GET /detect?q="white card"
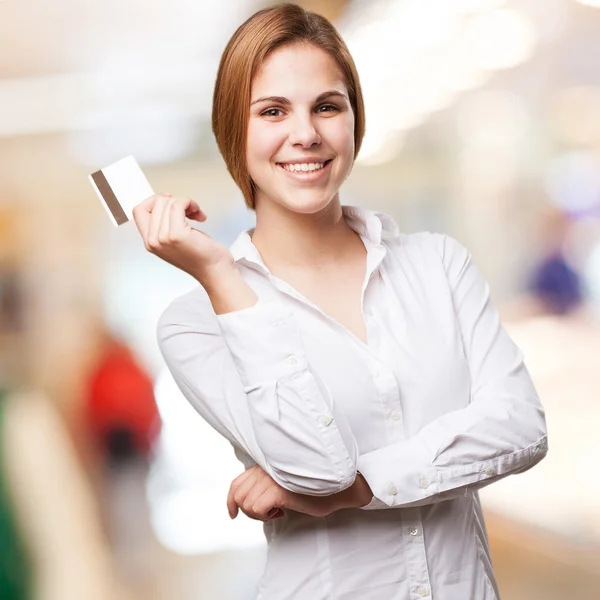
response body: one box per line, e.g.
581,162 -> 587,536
89,155 -> 154,226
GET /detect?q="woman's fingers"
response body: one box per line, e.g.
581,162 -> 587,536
132,193 -> 162,243
184,198 -> 207,222
266,507 -> 285,519
147,195 -> 170,250
240,478 -> 275,521
250,489 -> 285,521
227,465 -> 285,521
132,193 -> 234,281
132,193 -> 184,250
168,197 -> 206,237
134,193 -> 206,252
227,467 -> 256,519
158,197 -> 175,243
231,471 -> 265,519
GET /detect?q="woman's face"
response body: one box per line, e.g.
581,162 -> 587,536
247,42 -> 355,215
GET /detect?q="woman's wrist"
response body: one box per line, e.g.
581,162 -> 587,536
333,472 -> 373,512
198,265 -> 259,315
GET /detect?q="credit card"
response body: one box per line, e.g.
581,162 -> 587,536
89,155 -> 154,226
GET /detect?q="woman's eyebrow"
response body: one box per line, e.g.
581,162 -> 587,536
251,95 -> 290,106
250,90 -> 348,106
314,90 -> 348,103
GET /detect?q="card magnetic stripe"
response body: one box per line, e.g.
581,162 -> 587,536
90,170 -> 129,225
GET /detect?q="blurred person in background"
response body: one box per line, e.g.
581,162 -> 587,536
80,326 -> 162,591
503,205 -> 591,322
83,328 -> 160,467
132,4 -> 547,600
528,207 -> 585,317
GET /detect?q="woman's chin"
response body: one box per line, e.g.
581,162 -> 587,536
280,191 -> 338,215
254,186 -> 339,216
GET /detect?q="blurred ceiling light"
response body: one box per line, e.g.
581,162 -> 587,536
0,66 -> 211,140
545,151 -> 600,216
0,0 -> 253,138
574,0 -> 600,6
549,86 -> 600,145
465,9 -> 536,70
340,1 -> 537,165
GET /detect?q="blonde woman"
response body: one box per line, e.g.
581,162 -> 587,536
133,4 -> 548,599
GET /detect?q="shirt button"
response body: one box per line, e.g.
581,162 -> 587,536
390,410 -> 402,421
285,355 -> 298,365
419,477 -> 430,489
389,484 -> 398,496
410,527 -> 419,536
320,414 -> 333,426
484,467 -> 496,477
364,308 -> 374,317
417,586 -> 430,597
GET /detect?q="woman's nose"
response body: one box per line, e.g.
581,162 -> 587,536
288,113 -> 321,148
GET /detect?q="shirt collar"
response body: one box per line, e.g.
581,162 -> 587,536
229,205 -> 400,273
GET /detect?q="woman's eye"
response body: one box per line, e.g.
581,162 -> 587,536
261,108 -> 283,117
317,104 -> 339,113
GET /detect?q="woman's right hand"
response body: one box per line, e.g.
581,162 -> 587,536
132,193 -> 235,284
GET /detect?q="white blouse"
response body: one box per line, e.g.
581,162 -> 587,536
157,205 -> 548,600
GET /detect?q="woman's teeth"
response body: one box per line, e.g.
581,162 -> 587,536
282,162 -> 324,172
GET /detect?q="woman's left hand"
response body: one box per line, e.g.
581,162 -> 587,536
227,465 -> 340,521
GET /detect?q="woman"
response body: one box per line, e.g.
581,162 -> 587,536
133,4 -> 548,599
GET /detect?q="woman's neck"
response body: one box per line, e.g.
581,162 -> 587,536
251,198 -> 362,272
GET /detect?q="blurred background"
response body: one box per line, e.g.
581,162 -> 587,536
1,0 -> 599,598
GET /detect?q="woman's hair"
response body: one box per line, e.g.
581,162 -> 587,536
212,3 -> 365,209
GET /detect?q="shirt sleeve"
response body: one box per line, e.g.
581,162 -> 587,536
357,234 -> 548,510
157,290 -> 358,496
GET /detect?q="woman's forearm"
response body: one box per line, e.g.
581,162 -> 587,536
328,472 -> 373,512
199,265 -> 258,315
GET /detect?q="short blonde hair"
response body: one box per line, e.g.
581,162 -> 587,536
212,3 -> 365,209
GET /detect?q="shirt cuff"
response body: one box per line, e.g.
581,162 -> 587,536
357,439 -> 439,508
216,298 -> 308,389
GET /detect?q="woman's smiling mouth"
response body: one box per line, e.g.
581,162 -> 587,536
277,159 -> 333,180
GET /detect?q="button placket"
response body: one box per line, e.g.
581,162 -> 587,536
373,363 -> 404,442
401,509 -> 432,600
